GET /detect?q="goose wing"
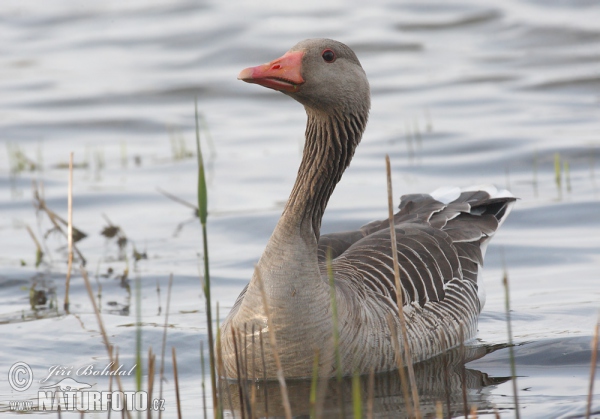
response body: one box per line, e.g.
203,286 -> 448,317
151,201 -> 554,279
318,190 -> 516,308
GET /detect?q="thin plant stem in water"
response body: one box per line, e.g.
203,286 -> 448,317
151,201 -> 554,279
443,353 -> 451,418
172,347 -> 182,419
533,149 -> 538,198
159,274 -> 174,419
502,268 -> 520,419
135,277 -> 142,391
309,349 -> 320,419
351,370 -> 362,419
81,267 -> 131,419
195,99 -> 218,416
554,152 -> 562,199
367,368 -> 374,419
147,347 -> 155,419
326,250 -> 341,378
259,331 -> 268,419
201,340 -> 207,419
564,160 -> 571,193
216,303 -> 230,419
459,326 -> 467,419
252,323 -> 256,381
231,328 -> 246,419
64,152 -> 74,312
25,225 -> 43,267
385,155 -> 421,418
585,314 -> 599,419
386,313 -> 413,418
327,250 -> 346,418
435,401 -> 443,419
255,269 -> 293,419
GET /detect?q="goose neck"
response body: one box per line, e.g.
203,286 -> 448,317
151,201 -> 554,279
280,108 -> 366,240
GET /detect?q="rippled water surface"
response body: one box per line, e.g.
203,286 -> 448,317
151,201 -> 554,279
1,0 -> 599,417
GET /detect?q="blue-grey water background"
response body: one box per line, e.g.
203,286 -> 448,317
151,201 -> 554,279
1,0 -> 599,417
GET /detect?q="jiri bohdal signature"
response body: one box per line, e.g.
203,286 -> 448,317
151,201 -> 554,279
40,363 -> 136,384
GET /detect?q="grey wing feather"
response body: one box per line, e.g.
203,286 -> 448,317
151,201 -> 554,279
318,192 -> 516,309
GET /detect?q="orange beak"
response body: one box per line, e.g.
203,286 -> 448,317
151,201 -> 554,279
238,50 -> 305,93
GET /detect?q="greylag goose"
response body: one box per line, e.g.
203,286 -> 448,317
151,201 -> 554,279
221,38 -> 515,379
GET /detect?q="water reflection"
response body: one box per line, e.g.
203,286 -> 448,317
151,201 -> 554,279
221,344 -> 509,418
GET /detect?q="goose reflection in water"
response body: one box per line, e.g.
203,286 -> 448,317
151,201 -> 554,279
220,343 -> 510,418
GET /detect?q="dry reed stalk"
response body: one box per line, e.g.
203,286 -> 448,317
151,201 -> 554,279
159,274 -> 174,419
309,349 -> 320,419
201,341 -> 207,419
244,324 -> 248,382
250,385 -> 257,419
251,324 -> 256,381
25,225 -> 43,267
33,181 -> 87,265
386,313 -> 413,418
435,401 -> 443,418
259,331 -> 269,418
585,315 -> 599,419
64,152 -> 74,312
148,347 -> 156,419
351,371 -> 362,419
366,368 -> 374,419
172,347 -> 182,419
459,326 -> 467,419
326,250 -> 346,418
314,338 -> 336,419
502,269 -> 520,419
216,303 -> 233,419
385,155 -> 421,418
115,350 -> 124,411
443,353 -> 451,419
469,405 -> 478,418
107,357 -> 113,419
81,268 -> 131,419
255,269 -> 293,419
231,328 -> 246,419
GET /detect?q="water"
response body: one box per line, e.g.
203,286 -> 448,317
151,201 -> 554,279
1,0 -> 599,417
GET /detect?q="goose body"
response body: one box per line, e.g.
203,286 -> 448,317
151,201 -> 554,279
221,39 -> 515,379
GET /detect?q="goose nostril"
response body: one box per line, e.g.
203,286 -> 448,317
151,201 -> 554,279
271,64 -> 281,70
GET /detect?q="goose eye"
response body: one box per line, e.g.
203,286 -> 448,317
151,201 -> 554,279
322,49 -> 335,63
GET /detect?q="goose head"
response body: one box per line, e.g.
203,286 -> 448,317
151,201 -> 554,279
238,38 -> 370,118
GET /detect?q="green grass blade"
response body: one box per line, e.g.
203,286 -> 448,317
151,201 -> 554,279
352,371 -> 362,419
195,101 -> 208,225
135,276 -> 142,391
195,99 -> 217,417
309,349 -> 320,419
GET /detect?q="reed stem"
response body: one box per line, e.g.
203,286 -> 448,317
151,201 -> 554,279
64,152 -> 74,312
195,100 -> 218,416
385,155 -> 421,418
172,347 -> 182,419
158,274 -> 174,419
585,315 -> 599,419
255,269 -> 292,419
309,349 -> 320,419
502,269 -> 520,419
201,340 -> 208,419
135,277 -> 142,391
351,371 -> 362,419
81,267 -> 131,419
